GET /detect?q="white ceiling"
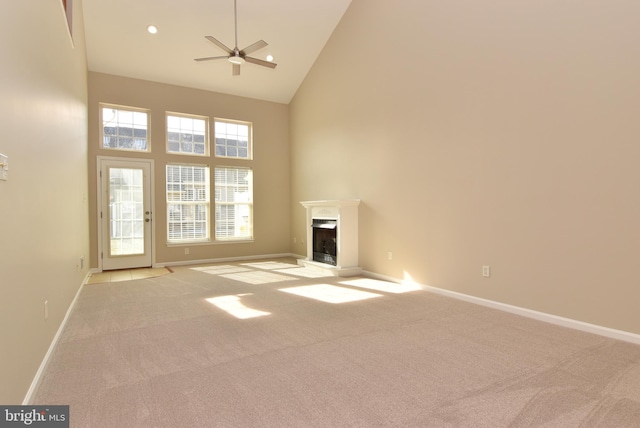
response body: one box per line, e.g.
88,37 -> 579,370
82,0 -> 352,104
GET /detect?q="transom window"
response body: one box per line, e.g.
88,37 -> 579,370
167,113 -> 209,156
101,104 -> 150,152
166,164 -> 210,242
214,119 -> 252,159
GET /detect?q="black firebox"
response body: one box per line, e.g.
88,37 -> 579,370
312,219 -> 337,266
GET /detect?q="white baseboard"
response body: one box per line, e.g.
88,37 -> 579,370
23,270 -> 90,405
363,270 -> 640,345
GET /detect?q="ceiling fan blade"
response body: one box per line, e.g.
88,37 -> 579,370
241,40 -> 268,56
244,56 -> 277,69
232,64 -> 241,76
205,36 -> 233,54
194,56 -> 229,62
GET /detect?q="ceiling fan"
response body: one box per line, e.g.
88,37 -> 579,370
194,0 -> 277,76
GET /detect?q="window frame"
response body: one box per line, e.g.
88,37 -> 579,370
166,111 -> 210,157
166,163 -> 211,244
214,166 -> 254,241
100,103 -> 151,153
214,118 -> 253,160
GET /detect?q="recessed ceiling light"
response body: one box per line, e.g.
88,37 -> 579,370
147,25 -> 158,34
266,55 -> 274,62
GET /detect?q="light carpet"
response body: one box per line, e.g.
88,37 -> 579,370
33,259 -> 640,427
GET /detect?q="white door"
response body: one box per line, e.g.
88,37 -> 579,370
99,158 -> 153,270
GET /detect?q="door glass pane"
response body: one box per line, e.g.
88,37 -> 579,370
109,167 -> 145,256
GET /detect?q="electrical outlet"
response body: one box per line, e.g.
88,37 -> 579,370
80,256 -> 84,270
293,237 -> 297,244
184,248 -> 190,255
482,266 -> 491,278
44,301 -> 48,319
388,252 -> 393,261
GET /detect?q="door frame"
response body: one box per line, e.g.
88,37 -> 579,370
97,156 -> 155,271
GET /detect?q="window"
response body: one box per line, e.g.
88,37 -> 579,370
167,113 -> 209,156
166,164 -> 210,242
101,104 -> 150,152
214,119 -> 252,159
215,167 -> 253,240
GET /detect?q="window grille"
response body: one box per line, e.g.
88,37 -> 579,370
214,119 -> 252,159
101,104 -> 149,152
166,164 -> 210,242
214,167 -> 253,240
167,113 -> 208,156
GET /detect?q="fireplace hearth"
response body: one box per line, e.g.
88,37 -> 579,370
299,200 -> 361,276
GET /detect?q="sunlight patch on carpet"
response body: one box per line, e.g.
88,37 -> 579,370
241,261 -> 298,270
206,294 -> 271,319
221,271 -> 296,285
280,284 -> 382,304
191,265 -> 251,275
276,267 -> 333,278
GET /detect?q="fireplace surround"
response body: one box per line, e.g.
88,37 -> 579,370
299,199 -> 361,276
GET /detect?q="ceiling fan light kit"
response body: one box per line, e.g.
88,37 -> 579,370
194,0 -> 277,76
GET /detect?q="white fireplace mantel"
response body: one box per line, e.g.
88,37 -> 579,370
298,199 -> 361,277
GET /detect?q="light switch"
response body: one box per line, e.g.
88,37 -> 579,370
0,153 -> 7,181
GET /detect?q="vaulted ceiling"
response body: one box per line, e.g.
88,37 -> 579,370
83,0 -> 352,104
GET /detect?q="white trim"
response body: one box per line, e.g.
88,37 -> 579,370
166,163 -> 211,243
166,239 -> 254,248
155,253 -> 294,268
300,199 -> 360,271
97,156 -> 155,271
363,270 -> 640,345
213,117 -> 253,160
99,104 -> 151,153
22,271 -> 89,405
165,111 -> 210,157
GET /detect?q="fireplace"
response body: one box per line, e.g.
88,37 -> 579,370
312,219 -> 337,265
299,200 -> 361,276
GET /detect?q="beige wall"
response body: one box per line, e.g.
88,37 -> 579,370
2,0 -> 638,405
0,2 -> 89,403
290,0 -> 640,334
88,73 -> 290,267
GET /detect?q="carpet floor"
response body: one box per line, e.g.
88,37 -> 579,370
33,258 -> 640,427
